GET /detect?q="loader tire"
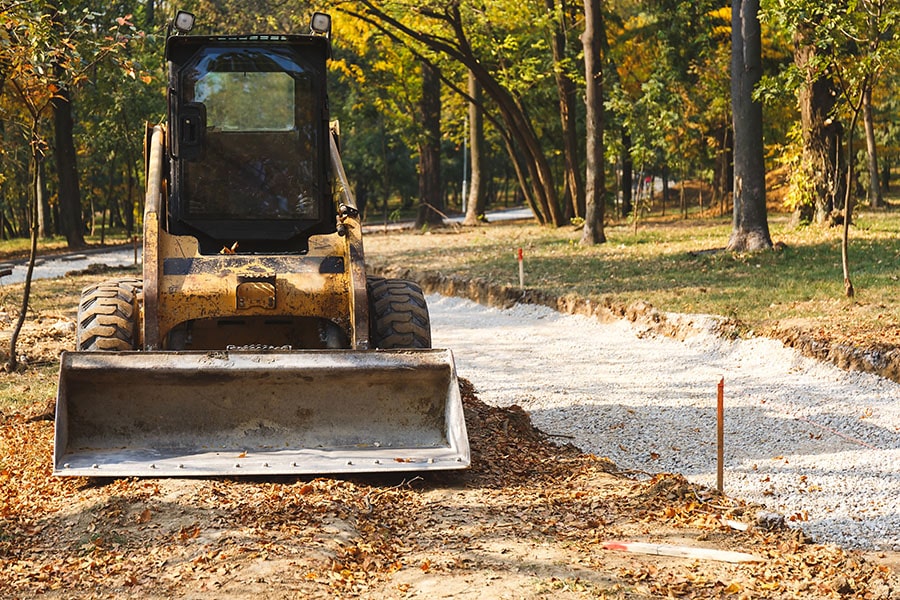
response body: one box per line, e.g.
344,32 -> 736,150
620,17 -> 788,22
76,278 -> 143,351
367,277 -> 432,349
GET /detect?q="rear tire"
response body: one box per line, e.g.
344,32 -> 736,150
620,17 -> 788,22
367,277 -> 432,349
76,278 -> 143,351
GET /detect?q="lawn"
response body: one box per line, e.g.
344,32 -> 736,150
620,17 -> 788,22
364,209 -> 900,350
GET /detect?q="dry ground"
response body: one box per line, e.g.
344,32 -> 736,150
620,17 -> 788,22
1,296 -> 899,599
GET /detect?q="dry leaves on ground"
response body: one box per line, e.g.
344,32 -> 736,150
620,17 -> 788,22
0,307 -> 897,599
2,366 -> 899,599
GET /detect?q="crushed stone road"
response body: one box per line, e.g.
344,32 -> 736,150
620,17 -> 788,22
428,294 -> 900,552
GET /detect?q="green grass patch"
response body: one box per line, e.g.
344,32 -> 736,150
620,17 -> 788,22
365,210 -> 900,345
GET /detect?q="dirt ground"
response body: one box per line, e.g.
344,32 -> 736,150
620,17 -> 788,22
2,305 -> 900,599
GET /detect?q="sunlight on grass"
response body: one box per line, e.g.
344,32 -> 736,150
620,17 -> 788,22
365,210 -> 900,346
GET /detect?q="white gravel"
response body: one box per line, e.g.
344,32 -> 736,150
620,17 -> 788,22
428,294 -> 900,551
0,248 -> 141,285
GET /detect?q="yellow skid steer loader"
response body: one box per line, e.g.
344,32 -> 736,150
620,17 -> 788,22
53,12 -> 469,477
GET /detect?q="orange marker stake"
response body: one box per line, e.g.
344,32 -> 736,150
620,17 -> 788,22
717,377 -> 724,493
517,248 -> 524,290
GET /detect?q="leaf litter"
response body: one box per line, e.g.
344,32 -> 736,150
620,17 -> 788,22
1,316 -> 899,599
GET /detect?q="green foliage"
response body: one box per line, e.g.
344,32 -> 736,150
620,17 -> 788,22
605,1 -> 734,189
0,1 -> 158,241
774,123 -> 815,215
760,0 -> 900,118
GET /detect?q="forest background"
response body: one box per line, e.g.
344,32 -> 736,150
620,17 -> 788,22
0,0 -> 898,258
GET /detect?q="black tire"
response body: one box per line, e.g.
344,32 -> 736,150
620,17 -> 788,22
367,277 -> 432,349
76,278 -> 143,351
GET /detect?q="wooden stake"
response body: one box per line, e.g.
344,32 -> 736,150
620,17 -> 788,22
603,541 -> 761,564
717,377 -> 724,493
517,248 -> 524,290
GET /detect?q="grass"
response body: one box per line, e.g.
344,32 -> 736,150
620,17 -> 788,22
364,208 -> 900,348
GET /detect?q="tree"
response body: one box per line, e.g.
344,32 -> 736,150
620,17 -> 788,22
762,0 -> 900,221
345,0 -> 566,226
463,70 -> 487,226
727,0 -> 772,251
416,60 -> 444,228
793,33 -> 843,224
580,0 -> 606,244
53,74 -> 85,247
761,0 -> 900,294
547,0 -> 584,221
1,3 -> 129,369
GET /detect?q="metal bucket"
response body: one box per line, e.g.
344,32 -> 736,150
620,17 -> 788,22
54,349 -> 469,477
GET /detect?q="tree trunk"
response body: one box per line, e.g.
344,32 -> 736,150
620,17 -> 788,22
580,0 -> 606,245
52,82 -> 86,248
841,90 -> 865,299
862,87 -> 881,208
620,129 -> 633,218
727,0 -> 771,251
145,0 -> 155,27
794,33 -> 843,224
35,160 -> 50,238
714,125 -> 733,209
8,129 -> 43,371
548,0 -> 584,221
125,152 -> 136,234
463,71 -> 486,226
416,61 -> 443,229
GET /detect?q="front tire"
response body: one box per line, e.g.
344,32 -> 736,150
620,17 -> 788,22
367,277 -> 432,349
76,278 -> 143,351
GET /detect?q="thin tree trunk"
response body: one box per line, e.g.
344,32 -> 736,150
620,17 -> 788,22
416,60 -> 443,228
620,130 -> 633,218
8,129 -> 42,372
463,71 -> 486,226
842,88 -> 866,299
580,0 -> 606,245
547,0 -> 584,220
862,87 -> 881,208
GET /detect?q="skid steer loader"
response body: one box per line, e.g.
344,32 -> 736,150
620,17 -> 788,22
53,12 -> 469,477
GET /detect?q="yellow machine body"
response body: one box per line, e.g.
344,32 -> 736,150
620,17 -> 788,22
53,31 -> 469,477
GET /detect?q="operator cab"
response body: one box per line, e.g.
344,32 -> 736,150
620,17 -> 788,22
165,31 -> 333,254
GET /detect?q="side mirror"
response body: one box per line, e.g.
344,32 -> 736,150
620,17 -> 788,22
172,102 -> 206,161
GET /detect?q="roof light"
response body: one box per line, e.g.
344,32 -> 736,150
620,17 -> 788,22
173,10 -> 195,34
310,12 -> 331,37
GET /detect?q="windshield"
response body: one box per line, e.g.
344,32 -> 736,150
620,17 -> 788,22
179,46 -> 321,222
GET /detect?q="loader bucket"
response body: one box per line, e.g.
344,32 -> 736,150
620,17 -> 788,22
53,349 -> 469,477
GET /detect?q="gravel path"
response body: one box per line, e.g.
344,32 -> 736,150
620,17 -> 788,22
428,294 -> 900,551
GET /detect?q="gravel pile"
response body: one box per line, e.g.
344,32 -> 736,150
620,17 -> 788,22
428,294 -> 900,551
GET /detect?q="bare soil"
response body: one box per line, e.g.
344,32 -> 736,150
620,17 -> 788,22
2,305 -> 900,599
